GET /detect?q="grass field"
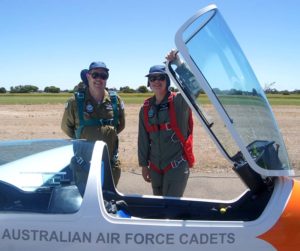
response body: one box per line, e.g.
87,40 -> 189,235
265,94 -> 300,105
0,93 -> 299,105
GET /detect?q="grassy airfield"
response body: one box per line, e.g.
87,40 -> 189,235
0,93 -> 299,105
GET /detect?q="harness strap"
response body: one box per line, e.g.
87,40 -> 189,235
144,123 -> 172,133
149,156 -> 186,174
143,99 -> 172,132
75,118 -> 114,138
143,92 -> 195,172
168,93 -> 195,167
75,90 -> 119,139
108,90 -> 119,129
75,91 -> 86,139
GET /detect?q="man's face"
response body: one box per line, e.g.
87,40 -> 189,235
87,68 -> 109,91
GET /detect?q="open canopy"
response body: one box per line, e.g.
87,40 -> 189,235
167,4 -> 293,177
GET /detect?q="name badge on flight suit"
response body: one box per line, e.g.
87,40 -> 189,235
158,103 -> 169,111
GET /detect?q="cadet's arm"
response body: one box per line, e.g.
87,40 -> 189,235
61,101 -> 76,138
138,108 -> 150,167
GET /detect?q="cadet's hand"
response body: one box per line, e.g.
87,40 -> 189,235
142,166 -> 151,183
165,49 -> 182,66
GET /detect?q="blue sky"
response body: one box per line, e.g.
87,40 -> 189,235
0,0 -> 299,91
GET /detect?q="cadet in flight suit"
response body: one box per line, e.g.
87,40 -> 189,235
138,51 -> 195,197
61,61 -> 125,190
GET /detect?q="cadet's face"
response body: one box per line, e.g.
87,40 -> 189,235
149,74 -> 167,94
87,68 -> 108,91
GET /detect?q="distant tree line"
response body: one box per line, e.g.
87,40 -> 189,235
10,85 -> 39,93
0,84 -> 153,94
0,85 -> 61,93
0,84 -> 299,94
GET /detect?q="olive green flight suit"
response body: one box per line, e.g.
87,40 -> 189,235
61,88 -> 125,190
138,92 -> 190,197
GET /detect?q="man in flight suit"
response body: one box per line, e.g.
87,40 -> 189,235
61,61 -> 125,191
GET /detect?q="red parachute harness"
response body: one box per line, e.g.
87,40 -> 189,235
143,92 -> 195,174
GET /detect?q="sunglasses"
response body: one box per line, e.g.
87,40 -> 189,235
149,75 -> 166,82
90,72 -> 109,80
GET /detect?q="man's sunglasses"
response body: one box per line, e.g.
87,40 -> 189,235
149,75 -> 166,82
90,72 -> 109,80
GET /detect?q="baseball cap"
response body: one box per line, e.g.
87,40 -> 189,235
89,61 -> 109,72
145,65 -> 167,77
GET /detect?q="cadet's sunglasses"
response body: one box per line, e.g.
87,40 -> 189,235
149,75 -> 166,82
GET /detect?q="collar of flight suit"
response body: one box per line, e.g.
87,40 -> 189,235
151,91 -> 171,106
85,88 -> 113,105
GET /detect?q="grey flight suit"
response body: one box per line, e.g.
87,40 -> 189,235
138,92 -> 191,197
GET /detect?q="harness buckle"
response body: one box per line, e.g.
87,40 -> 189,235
171,132 -> 180,143
165,122 -> 172,130
75,156 -> 85,165
171,156 -> 186,169
99,119 -> 114,126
